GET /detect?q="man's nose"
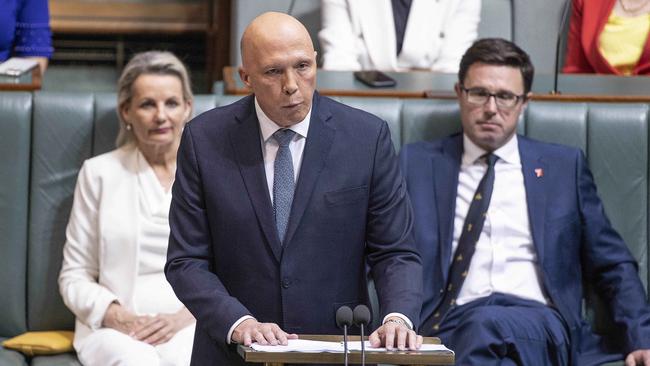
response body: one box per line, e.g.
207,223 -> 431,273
483,95 -> 498,114
282,71 -> 298,95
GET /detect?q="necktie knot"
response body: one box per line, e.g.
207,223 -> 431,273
483,153 -> 498,168
273,129 -> 296,147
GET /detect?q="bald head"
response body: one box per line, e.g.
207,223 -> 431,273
238,12 -> 317,127
241,12 -> 314,68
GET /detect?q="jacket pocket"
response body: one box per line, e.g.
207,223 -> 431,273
325,186 -> 368,207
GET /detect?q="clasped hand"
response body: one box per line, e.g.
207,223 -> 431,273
102,303 -> 194,346
232,317 -> 422,350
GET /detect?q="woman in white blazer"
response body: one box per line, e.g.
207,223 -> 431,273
59,51 -> 195,366
319,0 -> 481,73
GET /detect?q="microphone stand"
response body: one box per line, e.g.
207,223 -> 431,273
353,305 -> 371,366
336,306 -> 353,366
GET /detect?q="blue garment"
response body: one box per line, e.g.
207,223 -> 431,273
166,92 -> 423,365
400,133 -> 650,365
435,293 -> 569,365
0,0 -> 53,61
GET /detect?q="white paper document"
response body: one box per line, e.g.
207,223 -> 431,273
250,339 -> 454,354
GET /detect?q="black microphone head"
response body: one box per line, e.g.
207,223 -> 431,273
353,304 -> 371,326
336,306 -> 353,329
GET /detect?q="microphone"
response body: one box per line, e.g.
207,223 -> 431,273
336,306 -> 353,366
353,305 -> 371,366
552,0 -> 572,95
286,0 -> 296,15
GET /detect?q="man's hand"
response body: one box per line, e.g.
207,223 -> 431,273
369,316 -> 423,351
626,349 -> 650,365
232,318 -> 298,346
131,307 -> 195,346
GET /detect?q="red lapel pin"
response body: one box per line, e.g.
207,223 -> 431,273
535,168 -> 543,178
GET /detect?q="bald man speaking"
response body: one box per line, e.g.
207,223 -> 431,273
165,12 -> 423,365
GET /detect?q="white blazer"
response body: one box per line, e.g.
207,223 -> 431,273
319,0 -> 481,73
59,145 -> 148,348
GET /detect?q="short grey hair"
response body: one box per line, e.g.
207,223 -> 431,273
116,51 -> 194,147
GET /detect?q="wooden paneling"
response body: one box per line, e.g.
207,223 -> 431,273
50,0 -> 211,34
48,0 -> 231,91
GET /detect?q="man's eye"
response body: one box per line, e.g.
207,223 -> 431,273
265,69 -> 280,75
471,89 -> 490,97
497,92 -> 516,100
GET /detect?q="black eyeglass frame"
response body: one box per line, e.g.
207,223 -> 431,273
459,85 -> 527,109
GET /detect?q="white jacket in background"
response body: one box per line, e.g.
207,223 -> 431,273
319,0 -> 481,73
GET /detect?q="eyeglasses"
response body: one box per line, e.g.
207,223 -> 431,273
460,86 -> 526,109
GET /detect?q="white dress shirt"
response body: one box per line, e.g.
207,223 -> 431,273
453,134 -> 547,306
256,98 -> 310,202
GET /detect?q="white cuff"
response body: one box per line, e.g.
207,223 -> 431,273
382,312 -> 413,330
227,315 -> 255,344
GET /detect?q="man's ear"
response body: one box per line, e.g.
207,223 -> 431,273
239,67 -> 251,88
522,91 -> 532,108
454,82 -> 462,98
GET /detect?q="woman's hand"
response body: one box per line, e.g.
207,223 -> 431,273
101,302 -> 142,334
131,307 -> 195,346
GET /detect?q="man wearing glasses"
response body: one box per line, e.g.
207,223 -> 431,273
399,38 -> 650,365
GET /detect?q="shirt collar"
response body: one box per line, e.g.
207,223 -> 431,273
255,97 -> 311,143
462,133 -> 520,166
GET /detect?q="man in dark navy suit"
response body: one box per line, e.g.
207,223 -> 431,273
400,38 -> 650,365
165,12 -> 423,365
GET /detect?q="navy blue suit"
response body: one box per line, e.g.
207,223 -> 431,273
166,93 -> 422,365
400,133 -> 650,365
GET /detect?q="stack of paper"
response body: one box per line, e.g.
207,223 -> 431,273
250,339 -> 453,354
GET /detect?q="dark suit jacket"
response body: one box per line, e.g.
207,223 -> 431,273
563,0 -> 650,75
399,133 -> 650,365
166,92 -> 422,365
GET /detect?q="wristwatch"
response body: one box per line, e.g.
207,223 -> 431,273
385,318 -> 411,330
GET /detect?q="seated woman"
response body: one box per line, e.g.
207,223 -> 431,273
318,0 -> 481,73
59,51 -> 195,366
563,0 -> 650,75
0,0 -> 53,72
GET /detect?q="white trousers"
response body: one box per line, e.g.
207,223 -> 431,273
76,323 -> 195,366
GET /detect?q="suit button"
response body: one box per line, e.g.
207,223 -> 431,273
282,278 -> 291,289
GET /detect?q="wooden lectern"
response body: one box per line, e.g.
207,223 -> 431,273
237,334 -> 454,365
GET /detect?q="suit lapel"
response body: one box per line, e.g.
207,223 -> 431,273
436,135 -> 462,282
229,97 -> 282,262
519,138 -> 548,265
283,94 -> 335,248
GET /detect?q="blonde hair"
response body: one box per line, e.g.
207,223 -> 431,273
115,51 -> 194,147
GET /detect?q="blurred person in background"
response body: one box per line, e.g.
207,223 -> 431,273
58,51 -> 195,366
0,0 -> 53,73
564,0 -> 650,75
319,0 -> 481,73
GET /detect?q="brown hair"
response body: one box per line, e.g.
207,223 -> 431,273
458,38 -> 534,94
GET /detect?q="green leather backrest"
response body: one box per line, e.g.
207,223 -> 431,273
339,97 -> 403,150
28,93 -> 94,330
0,92 -> 31,337
587,104 -> 649,289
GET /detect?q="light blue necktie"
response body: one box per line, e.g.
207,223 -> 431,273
272,129 -> 296,244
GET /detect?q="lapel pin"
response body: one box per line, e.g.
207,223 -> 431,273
535,168 -> 544,178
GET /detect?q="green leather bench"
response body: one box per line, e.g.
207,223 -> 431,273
0,92 -> 647,365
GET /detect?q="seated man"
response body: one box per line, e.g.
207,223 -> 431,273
399,38 -> 650,365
